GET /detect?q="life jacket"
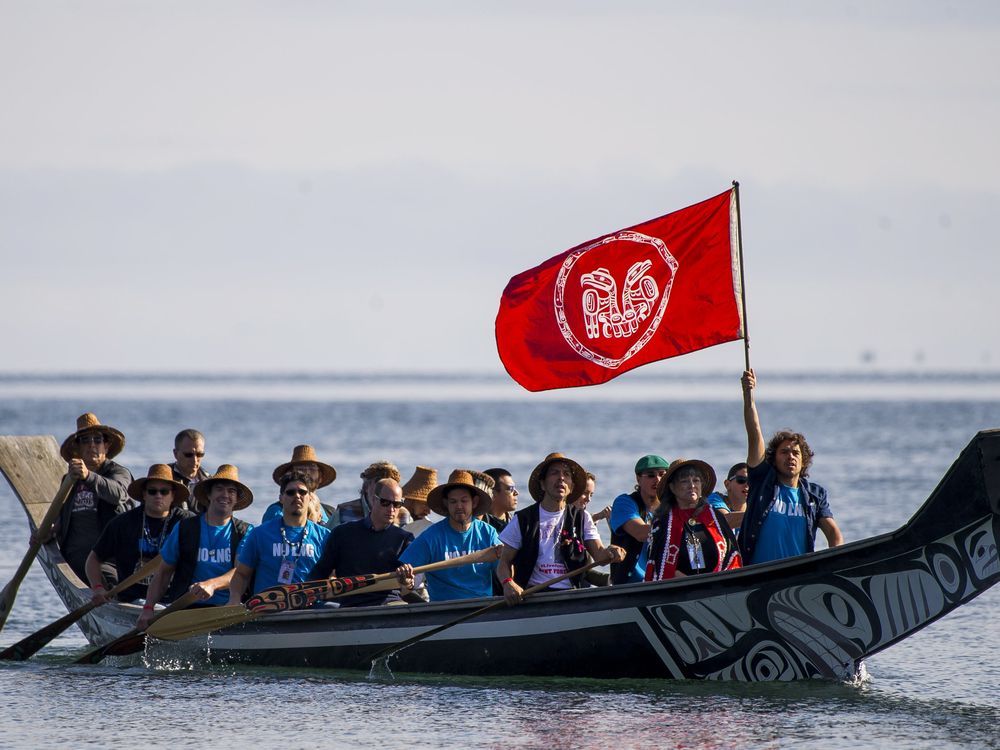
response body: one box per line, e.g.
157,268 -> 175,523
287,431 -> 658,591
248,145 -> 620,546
165,515 -> 250,602
609,490 -> 649,585
510,503 -> 587,589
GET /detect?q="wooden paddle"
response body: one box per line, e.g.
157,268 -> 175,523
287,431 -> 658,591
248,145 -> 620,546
367,559 -> 602,663
72,589 -> 200,664
0,473 -> 77,633
145,544 -> 504,642
0,555 -> 163,661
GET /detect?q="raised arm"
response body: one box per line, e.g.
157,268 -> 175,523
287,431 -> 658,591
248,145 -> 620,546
743,369 -> 766,468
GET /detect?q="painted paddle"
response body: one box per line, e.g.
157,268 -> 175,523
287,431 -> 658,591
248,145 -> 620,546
72,589 -> 200,664
0,555 -> 163,661
0,473 -> 77,633
368,559 -> 602,663
145,544 -> 504,642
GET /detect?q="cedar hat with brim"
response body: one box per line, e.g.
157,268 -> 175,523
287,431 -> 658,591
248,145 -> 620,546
426,469 -> 493,518
193,464 -> 254,511
128,463 -> 190,507
464,469 -> 495,517
656,459 -> 717,503
272,444 -> 337,488
60,412 -> 126,462
401,466 -> 438,505
528,452 -> 588,503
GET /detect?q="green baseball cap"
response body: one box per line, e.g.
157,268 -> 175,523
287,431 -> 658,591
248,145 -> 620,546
634,454 -> 670,474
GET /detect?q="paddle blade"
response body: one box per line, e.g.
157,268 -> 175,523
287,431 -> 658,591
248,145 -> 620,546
73,628 -> 145,664
0,579 -> 17,632
145,606 -> 255,642
0,601 -> 98,661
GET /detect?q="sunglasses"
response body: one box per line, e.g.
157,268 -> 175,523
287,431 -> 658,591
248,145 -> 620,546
498,483 -> 518,493
378,498 -> 404,509
284,488 -> 308,497
146,487 -> 173,496
77,435 -> 105,445
728,476 -> 749,485
183,451 -> 205,459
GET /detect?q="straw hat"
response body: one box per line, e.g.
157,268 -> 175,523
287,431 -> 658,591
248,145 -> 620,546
60,412 -> 125,462
463,470 -> 495,516
528,452 -> 588,503
128,464 -> 190,507
426,469 -> 493,518
401,466 -> 438,505
656,459 -> 717,504
193,464 -> 254,511
271,444 -> 337,488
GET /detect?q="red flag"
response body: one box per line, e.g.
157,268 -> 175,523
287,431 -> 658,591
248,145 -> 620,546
496,188 -> 744,392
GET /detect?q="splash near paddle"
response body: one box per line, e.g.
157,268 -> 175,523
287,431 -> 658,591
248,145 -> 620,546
496,188 -> 744,391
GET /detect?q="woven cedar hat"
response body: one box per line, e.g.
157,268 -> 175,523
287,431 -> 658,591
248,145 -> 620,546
128,464 -> 190,507
272,444 -> 337,488
401,466 -> 438,505
656,459 -> 717,503
463,470 -> 495,517
60,412 -> 126,462
193,464 -> 254,511
528,452 -> 588,503
426,469 -> 493,518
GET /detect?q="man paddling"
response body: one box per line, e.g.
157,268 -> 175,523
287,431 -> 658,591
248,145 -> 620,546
739,369 -> 844,564
399,470 -> 501,601
86,464 -> 193,605
41,413 -> 134,584
496,454 -> 624,605
170,429 -> 209,510
228,472 -> 330,602
309,478 -> 414,607
137,464 -> 254,627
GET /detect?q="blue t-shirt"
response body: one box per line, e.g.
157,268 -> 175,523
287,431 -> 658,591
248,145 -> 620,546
261,501 -> 329,525
749,484 -> 808,564
161,517 -> 248,606
237,518 -> 330,594
610,493 -> 648,583
399,519 -> 500,601
705,491 -> 730,513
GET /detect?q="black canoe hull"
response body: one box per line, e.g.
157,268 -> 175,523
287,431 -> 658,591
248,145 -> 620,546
3,431 -> 999,681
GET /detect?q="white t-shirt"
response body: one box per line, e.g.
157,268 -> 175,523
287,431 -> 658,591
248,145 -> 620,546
499,505 -> 600,588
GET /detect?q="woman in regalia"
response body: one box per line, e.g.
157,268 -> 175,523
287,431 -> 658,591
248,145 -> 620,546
644,459 -> 742,580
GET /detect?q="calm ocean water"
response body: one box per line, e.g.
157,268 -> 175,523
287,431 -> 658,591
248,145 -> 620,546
1,372 -> 999,749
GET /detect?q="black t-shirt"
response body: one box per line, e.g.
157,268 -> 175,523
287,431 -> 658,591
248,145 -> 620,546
92,506 -> 193,602
309,519 -> 413,607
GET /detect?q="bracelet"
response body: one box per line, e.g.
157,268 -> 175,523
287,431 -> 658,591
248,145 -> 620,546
501,577 -> 514,586
93,584 -> 105,591
142,604 -> 154,611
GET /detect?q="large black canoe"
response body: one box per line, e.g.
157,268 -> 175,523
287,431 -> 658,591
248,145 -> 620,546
2,431 -> 998,681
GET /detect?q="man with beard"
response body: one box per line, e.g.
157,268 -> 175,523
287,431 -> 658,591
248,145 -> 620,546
496,453 -> 624,604
399,470 -> 500,601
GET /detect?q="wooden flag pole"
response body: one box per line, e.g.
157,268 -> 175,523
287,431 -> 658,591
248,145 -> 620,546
732,180 -> 751,372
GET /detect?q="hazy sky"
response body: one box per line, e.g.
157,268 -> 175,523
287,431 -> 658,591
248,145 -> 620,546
1,1 -> 997,376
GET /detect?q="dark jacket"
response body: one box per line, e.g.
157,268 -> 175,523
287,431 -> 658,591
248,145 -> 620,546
170,463 -> 209,512
56,459 -> 134,549
738,461 -> 833,564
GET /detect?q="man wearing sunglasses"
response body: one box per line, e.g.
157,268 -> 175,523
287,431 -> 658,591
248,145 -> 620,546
309,478 -> 414,607
229,472 -> 331,602
170,429 -> 209,511
705,463 -> 750,535
86,464 -> 194,605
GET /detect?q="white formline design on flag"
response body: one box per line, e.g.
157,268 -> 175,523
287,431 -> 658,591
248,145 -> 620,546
553,230 -> 679,369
